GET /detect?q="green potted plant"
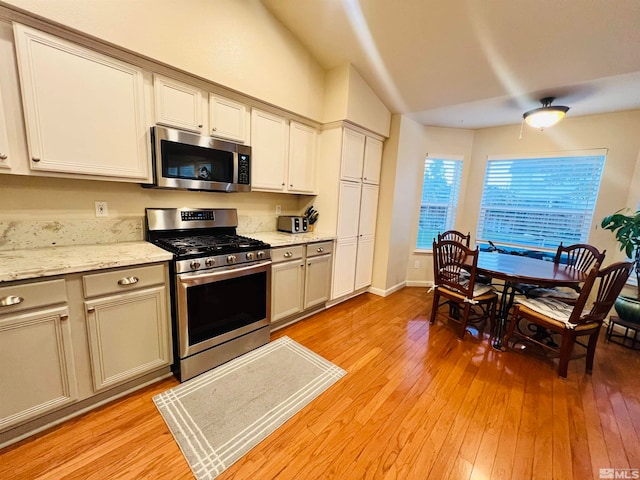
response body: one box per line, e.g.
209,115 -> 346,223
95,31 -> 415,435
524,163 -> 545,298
600,209 -> 640,323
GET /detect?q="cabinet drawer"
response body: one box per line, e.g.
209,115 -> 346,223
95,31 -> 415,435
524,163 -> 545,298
271,245 -> 304,263
0,279 -> 67,315
83,264 -> 165,298
306,241 -> 333,258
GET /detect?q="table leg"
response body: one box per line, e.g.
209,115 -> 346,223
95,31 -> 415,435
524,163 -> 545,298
492,281 -> 517,350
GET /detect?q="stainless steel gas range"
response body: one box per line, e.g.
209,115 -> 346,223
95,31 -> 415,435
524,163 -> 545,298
146,208 -> 271,381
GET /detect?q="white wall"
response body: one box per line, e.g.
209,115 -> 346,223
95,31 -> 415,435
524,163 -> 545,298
371,114 -> 424,294
467,110 -> 640,264
324,64 -> 391,137
406,125 -> 475,285
1,0 -> 326,121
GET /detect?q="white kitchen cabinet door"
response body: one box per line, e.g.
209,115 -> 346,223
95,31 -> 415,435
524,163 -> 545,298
13,24 -> 149,181
336,181 -> 363,239
332,237 -> 358,299
0,306 -> 78,431
340,128 -> 365,182
358,184 -> 380,237
271,259 -> 304,322
153,74 -> 204,133
84,285 -> 171,392
209,94 -> 248,143
251,108 -> 288,192
362,136 -> 383,184
304,253 -> 332,309
354,234 -> 376,290
287,121 -> 317,194
0,81 -> 10,170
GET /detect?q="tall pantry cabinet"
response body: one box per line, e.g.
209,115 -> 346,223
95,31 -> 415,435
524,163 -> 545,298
318,126 -> 383,301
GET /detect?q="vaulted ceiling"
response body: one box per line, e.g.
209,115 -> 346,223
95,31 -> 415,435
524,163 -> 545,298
262,0 -> 640,128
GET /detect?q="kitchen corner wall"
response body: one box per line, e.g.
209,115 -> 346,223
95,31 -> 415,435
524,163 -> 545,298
1,0 -> 326,122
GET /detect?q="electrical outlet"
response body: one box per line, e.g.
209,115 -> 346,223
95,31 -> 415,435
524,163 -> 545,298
275,205 -> 281,214
95,201 -> 108,217
414,260 -> 421,269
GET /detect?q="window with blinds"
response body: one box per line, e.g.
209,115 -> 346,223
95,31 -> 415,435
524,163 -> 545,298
476,150 -> 606,250
416,155 -> 463,250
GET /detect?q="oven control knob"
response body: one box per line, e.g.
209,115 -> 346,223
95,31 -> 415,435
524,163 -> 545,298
246,252 -> 255,261
227,255 -> 237,264
190,260 -> 201,270
257,251 -> 265,259
205,258 -> 215,267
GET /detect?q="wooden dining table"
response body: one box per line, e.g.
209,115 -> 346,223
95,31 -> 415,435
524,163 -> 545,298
475,252 -> 587,350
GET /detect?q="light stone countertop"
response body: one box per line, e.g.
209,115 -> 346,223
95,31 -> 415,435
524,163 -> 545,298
246,231 -> 336,248
0,242 -> 173,283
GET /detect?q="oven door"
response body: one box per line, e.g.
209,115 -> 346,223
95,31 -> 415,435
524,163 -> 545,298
175,260 -> 271,359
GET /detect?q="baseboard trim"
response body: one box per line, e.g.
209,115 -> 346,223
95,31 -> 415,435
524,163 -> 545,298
406,280 -> 434,288
368,281 -> 406,297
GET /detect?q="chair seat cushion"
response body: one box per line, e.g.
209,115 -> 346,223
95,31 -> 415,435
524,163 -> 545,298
526,286 -> 579,300
458,279 -> 495,297
514,296 -> 591,329
440,281 -> 495,301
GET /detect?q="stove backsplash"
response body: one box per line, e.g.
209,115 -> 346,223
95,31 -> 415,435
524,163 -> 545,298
0,213 -> 280,251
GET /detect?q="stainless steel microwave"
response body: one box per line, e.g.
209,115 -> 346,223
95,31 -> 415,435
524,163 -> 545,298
145,126 -> 251,192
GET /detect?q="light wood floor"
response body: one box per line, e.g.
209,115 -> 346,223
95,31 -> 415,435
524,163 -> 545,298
1,287 -> 639,479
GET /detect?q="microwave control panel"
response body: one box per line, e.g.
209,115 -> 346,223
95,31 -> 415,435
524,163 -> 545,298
238,154 -> 250,185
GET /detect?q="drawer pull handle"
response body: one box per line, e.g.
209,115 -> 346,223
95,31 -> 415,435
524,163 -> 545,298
0,153 -> 7,160
317,247 -> 324,253
32,157 -> 41,162
87,307 -> 95,313
283,252 -> 292,258
118,276 -> 139,286
60,314 -> 69,321
0,295 -> 24,307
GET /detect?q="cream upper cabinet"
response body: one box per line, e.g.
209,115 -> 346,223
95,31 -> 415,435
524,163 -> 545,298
0,80 -> 9,171
153,74 -> 204,133
209,94 -> 249,143
251,108 -> 289,192
287,121 -> 317,194
363,136 -> 383,184
340,128 -> 366,182
13,24 -> 149,181
251,110 -> 318,194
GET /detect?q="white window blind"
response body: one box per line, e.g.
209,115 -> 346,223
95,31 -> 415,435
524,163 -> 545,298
477,150 -> 606,250
416,155 -> 463,249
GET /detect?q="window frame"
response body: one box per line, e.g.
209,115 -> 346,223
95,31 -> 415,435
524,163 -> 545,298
476,149 -> 607,252
415,153 -> 464,252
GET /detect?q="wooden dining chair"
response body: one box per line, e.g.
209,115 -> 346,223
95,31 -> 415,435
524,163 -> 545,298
524,243 -> 606,303
437,230 -> 471,247
504,261 -> 633,378
430,239 -> 498,339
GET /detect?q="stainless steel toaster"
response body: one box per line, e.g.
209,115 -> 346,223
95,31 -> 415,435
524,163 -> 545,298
277,216 -> 308,233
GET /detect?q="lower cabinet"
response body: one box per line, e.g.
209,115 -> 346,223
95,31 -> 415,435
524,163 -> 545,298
271,246 -> 305,323
0,279 -> 78,431
271,241 -> 333,327
83,264 -> 171,391
304,243 -> 332,309
0,262 -> 171,443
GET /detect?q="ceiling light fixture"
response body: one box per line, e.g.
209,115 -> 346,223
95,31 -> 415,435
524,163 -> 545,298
523,97 -> 570,129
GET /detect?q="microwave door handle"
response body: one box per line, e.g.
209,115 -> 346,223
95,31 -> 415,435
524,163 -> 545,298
232,151 -> 239,184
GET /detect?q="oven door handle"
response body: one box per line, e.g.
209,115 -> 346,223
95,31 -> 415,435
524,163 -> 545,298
177,260 -> 272,285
